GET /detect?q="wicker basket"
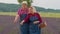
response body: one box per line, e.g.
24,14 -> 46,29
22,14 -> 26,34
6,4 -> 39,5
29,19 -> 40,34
39,22 -> 47,28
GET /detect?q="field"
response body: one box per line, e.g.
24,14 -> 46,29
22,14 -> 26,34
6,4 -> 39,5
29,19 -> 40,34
0,12 -> 60,18
0,12 -> 60,34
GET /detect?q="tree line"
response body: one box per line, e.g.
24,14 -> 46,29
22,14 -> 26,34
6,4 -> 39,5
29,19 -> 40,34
0,3 -> 60,13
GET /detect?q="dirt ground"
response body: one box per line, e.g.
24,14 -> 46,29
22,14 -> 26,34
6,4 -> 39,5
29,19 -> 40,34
0,15 -> 60,34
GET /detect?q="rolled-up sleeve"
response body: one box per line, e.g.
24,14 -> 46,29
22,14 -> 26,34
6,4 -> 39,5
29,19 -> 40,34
36,13 -> 43,23
18,8 -> 21,16
24,15 -> 30,22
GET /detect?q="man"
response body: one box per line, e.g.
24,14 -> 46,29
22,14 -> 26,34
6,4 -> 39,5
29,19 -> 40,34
14,1 -> 29,34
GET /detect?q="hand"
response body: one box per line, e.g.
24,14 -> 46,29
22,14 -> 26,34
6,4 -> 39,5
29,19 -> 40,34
14,20 -> 17,24
39,21 -> 47,28
44,21 -> 47,26
20,22 -> 23,25
20,20 -> 24,25
33,21 -> 39,24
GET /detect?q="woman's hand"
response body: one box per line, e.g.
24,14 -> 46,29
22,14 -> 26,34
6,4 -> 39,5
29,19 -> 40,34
20,20 -> 24,25
33,21 -> 39,24
14,20 -> 17,24
14,15 -> 19,24
39,21 -> 47,28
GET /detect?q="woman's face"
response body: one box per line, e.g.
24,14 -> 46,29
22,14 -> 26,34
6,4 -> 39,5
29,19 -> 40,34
22,3 -> 27,8
29,7 -> 34,13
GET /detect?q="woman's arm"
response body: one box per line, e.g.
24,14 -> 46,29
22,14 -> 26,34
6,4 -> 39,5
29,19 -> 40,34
14,8 -> 21,23
37,13 -> 43,23
24,14 -> 30,22
20,14 -> 30,25
14,14 -> 20,23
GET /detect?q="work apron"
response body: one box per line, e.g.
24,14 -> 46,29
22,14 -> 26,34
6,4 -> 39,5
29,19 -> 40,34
29,16 -> 41,34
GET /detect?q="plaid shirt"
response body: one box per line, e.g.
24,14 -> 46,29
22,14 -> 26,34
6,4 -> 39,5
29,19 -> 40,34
18,8 -> 29,16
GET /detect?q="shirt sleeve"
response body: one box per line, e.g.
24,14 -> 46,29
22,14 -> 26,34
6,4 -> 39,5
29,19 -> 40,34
36,13 -> 43,23
24,14 -> 30,22
17,8 -> 21,16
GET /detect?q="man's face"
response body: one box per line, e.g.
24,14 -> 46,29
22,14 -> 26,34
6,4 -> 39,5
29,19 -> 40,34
22,3 -> 27,8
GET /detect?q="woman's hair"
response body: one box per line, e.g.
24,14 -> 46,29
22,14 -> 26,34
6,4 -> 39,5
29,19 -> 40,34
29,6 -> 37,12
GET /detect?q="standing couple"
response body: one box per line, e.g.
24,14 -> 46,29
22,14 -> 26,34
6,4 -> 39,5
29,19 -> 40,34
14,1 -> 46,34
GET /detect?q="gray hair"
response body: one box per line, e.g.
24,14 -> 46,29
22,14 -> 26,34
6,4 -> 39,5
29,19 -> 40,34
32,7 -> 37,12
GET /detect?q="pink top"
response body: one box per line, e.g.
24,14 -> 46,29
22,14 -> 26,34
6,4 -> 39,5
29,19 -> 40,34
18,8 -> 29,16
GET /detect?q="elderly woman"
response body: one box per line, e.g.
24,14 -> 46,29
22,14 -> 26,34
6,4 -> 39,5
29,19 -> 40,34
14,1 -> 29,34
20,6 -> 43,34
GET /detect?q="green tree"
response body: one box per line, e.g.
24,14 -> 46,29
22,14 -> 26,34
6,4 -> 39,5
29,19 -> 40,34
17,0 -> 33,7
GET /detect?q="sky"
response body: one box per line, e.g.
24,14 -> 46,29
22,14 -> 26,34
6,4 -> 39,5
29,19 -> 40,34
0,0 -> 60,9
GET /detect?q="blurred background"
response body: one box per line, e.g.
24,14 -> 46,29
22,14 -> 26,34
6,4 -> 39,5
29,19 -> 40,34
0,0 -> 60,34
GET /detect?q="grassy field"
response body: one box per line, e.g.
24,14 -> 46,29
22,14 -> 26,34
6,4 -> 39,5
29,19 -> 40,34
0,12 -> 17,16
40,12 -> 60,18
0,12 -> 60,18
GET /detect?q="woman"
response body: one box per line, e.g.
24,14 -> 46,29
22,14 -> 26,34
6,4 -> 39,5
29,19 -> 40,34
20,6 -> 43,34
14,1 -> 29,34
